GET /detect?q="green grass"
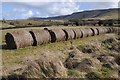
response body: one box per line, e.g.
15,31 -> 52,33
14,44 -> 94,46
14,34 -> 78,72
67,69 -> 80,78
2,33 -> 106,70
1,26 -> 108,74
86,72 -> 101,80
77,44 -> 86,51
100,67 -> 112,76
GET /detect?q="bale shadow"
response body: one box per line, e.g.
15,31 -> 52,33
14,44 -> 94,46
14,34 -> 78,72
0,44 -> 8,50
2,75 -> 26,80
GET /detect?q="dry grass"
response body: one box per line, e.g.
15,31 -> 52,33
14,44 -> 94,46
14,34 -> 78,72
1,26 -> 113,77
2,33 -> 106,75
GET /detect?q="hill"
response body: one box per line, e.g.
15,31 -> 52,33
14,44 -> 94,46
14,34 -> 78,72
28,8 -> 120,20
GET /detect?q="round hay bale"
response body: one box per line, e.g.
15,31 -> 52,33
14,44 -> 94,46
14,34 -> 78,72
105,27 -> 113,33
79,28 -> 88,38
109,27 -> 114,32
5,30 -> 33,49
86,28 -> 93,36
102,28 -> 107,33
46,28 -> 66,42
29,29 -> 51,46
106,27 -> 115,33
62,28 -> 75,40
112,27 -> 118,32
72,28 -> 82,39
90,28 -> 99,35
113,27 -> 120,32
103,27 -> 109,33
106,27 -> 114,33
105,27 -> 111,33
96,28 -> 105,34
79,28 -> 93,37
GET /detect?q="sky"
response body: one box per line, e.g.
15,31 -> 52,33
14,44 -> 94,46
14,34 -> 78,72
1,0 -> 120,20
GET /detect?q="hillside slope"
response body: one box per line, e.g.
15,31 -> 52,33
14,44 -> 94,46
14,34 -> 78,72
29,8 -> 119,20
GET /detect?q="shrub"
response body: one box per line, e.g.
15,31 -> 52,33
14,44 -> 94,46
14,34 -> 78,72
28,23 -> 32,25
100,67 -> 111,76
9,22 -> 15,25
85,72 -> 101,80
77,44 -> 96,54
67,69 -> 80,78
77,44 -> 86,51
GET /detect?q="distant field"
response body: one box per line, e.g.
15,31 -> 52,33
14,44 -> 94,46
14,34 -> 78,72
0,22 -> 15,28
0,20 -> 64,29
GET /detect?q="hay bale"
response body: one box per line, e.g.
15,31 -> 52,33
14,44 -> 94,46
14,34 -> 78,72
80,28 -> 93,37
29,29 -> 51,46
103,27 -> 110,33
72,28 -> 82,39
105,27 -> 111,33
86,28 -> 93,36
90,28 -> 99,35
62,28 -> 75,40
112,27 -> 118,32
106,27 -> 116,33
79,28 -> 87,38
109,27 -> 114,32
5,30 -> 33,49
45,28 -> 66,42
96,28 -> 105,34
105,27 -> 114,33
113,27 -> 120,32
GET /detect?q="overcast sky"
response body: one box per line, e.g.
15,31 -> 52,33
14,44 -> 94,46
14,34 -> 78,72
1,0 -> 119,20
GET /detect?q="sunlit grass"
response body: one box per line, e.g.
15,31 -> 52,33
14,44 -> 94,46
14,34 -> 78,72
1,25 -> 107,74
2,33 -> 106,66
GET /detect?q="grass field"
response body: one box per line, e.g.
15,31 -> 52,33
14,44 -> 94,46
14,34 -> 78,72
1,25 -> 107,75
1,25 -> 118,78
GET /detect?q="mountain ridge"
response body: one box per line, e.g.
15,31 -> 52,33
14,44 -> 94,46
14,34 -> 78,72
28,8 -> 120,20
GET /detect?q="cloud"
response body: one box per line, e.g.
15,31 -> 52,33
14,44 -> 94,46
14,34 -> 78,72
13,8 -> 26,12
4,2 -> 80,17
1,1 -> 119,20
36,11 -> 40,15
12,1 -> 118,16
28,10 -> 33,16
22,10 -> 33,18
45,2 -> 80,16
21,10 -> 42,19
2,7 -> 39,19
2,0 -> 119,2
